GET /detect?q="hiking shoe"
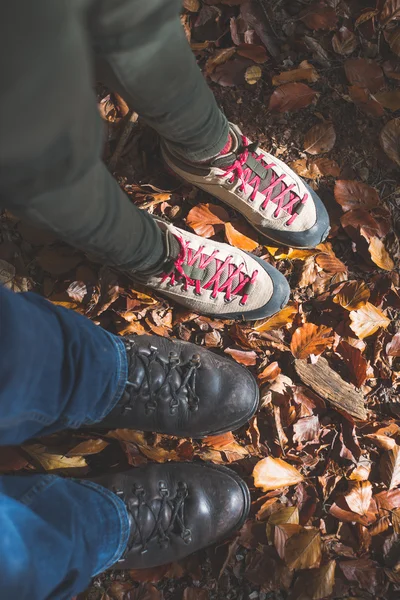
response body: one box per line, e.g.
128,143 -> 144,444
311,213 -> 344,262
92,462 -> 250,569
96,334 -> 259,438
131,218 -> 290,321
162,124 -> 330,249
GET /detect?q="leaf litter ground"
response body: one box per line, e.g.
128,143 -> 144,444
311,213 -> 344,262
2,1 -> 400,599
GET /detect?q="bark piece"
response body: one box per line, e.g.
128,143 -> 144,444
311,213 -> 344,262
294,357 -> 367,420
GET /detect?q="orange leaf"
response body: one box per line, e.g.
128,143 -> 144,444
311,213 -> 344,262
258,361 -> 281,383
337,340 -> 368,388
333,280 -> 370,310
334,180 -> 380,212
205,47 -> 236,75
224,347 -> 257,365
349,302 -> 390,339
186,203 -> 228,238
380,445 -> 400,489
253,456 -> 304,492
269,83 -> 317,113
316,252 -> 347,273
290,323 -> 334,359
204,432 -> 235,449
367,236 -> 395,271
254,303 -> 298,332
224,221 -> 258,251
272,62 -> 319,85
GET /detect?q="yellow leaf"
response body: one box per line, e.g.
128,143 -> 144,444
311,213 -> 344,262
333,280 -> 370,310
367,236 -> 395,271
245,65 -> 262,85
350,302 -> 391,339
344,481 -> 373,516
224,222 -> 258,251
254,303 -> 298,332
290,323 -> 333,359
23,444 -> 87,473
253,456 -> 304,492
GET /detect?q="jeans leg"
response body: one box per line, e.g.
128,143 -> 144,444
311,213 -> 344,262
0,474 -> 130,600
0,285 -> 128,445
0,1 -> 164,271
89,0 -> 229,162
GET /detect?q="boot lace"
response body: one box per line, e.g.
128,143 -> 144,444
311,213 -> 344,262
123,341 -> 201,414
220,135 -> 308,226
117,481 -> 191,558
162,235 -> 258,306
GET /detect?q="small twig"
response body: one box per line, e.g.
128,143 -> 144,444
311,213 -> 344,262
108,110 -> 139,171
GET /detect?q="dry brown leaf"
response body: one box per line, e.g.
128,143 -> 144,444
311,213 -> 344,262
309,158 -> 340,178
304,122 -> 336,155
374,90 -> 400,111
380,445 -> 400,489
183,0 -> 200,12
298,256 -> 318,288
300,1 -> 338,30
182,588 -> 208,600
274,523 -> 303,560
333,280 -> 370,310
290,323 -> 334,359
237,44 -> 268,63
349,302 -> 390,339
290,560 -> 336,600
272,62 -> 319,86
205,47 -> 236,75
332,26 -> 358,55
344,481 -> 373,516
269,83 -> 317,113
337,340 -> 368,388
349,85 -> 385,118
293,415 -> 320,444
367,236 -> 395,271
186,203 -> 228,238
258,361 -> 281,383
66,439 -> 109,456
0,260 -> 16,288
380,0 -> 400,26
392,508 -> 400,533
284,527 -> 322,570
334,180 -> 380,212
224,347 -> 257,365
380,118 -> 400,166
224,221 -> 258,251
254,303 -> 298,332
387,331 -> 400,356
344,58 -> 385,93
315,252 -> 347,273
266,506 -> 300,543
253,457 -> 304,492
23,444 -> 88,473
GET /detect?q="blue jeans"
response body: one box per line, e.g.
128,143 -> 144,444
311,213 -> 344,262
0,286 -> 131,599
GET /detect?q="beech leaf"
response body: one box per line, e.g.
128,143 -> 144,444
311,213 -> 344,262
266,506 -> 300,543
300,2 -> 338,30
253,456 -> 304,492
284,527 -> 322,570
334,180 -> 380,212
269,83 -> 317,113
344,58 -> 385,93
349,303 -> 390,339
344,481 -> 373,516
304,122 -> 336,155
224,221 -> 258,251
332,26 -> 358,55
290,323 -> 334,359
333,280 -> 370,310
254,303 -> 298,332
290,560 -> 336,600
186,203 -> 228,238
380,118 -> 400,166
380,445 -> 400,489
367,236 -> 395,271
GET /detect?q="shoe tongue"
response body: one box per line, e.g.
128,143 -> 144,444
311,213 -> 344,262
183,252 -> 243,292
210,128 -> 241,169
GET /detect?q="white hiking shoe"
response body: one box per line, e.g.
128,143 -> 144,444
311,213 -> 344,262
162,124 -> 330,249
133,218 -> 290,321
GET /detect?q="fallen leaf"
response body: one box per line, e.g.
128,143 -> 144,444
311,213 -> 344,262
269,83 -> 317,113
289,560 -> 336,600
186,203 -> 228,238
315,252 -> 347,273
205,47 -> 236,75
380,445 -> 400,489
274,523 -> 303,559
237,43 -> 268,63
293,415 -> 320,444
23,444 -> 88,474
204,432 -> 236,449
245,65 -> 262,84
308,157 -> 341,178
333,280 -> 370,310
224,347 -> 257,365
344,481 -> 373,516
375,90 -> 400,111
266,506 -> 300,543
258,361 -> 281,383
0,259 -> 16,288
224,221 -> 258,251
349,302 -> 390,339
182,588 -> 208,600
304,122 -> 336,155
334,180 -> 380,212
387,332 -> 400,356
392,508 -> 400,533
183,0 -> 200,12
337,341 -> 368,388
290,323 -> 334,359
341,208 -> 388,240
66,439 -> 109,456
300,1 -> 338,30
254,303 -> 298,332
380,0 -> 400,26
339,558 -> 383,594
253,456 -> 304,492
0,446 -> 29,472
349,85 -> 385,118
332,26 -> 358,55
284,527 -> 322,570
380,118 -> 400,166
210,57 -> 252,87
367,236 -> 395,271
344,58 -> 385,93
272,62 -> 319,85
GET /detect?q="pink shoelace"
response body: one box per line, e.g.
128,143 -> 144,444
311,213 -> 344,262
221,136 -> 308,226
161,236 -> 258,305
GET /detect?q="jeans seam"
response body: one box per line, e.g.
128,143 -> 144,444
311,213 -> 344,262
168,117 -> 230,163
18,476 -> 58,506
77,480 -> 130,573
